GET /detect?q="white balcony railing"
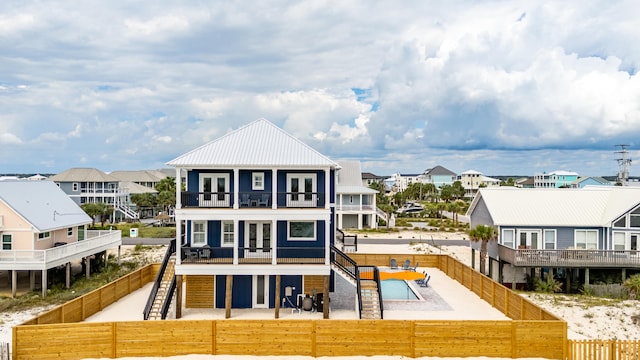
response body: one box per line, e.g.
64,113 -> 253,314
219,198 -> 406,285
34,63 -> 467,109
0,230 -> 122,271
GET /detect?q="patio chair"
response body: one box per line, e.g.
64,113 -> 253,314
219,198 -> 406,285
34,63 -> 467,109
401,259 -> 411,270
416,271 -> 428,285
240,193 -> 250,207
390,258 -> 398,269
258,193 -> 270,207
420,275 -> 431,287
199,246 -> 211,259
408,262 -> 419,272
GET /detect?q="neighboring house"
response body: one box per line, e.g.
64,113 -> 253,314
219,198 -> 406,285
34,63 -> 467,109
388,172 -> 421,193
570,176 -> 612,188
467,187 -> 640,290
166,119 -> 340,318
458,170 -> 501,199
418,165 -> 457,188
534,170 -> 579,188
361,172 -> 386,187
0,180 -> 121,296
50,168 -> 144,221
515,177 -> 534,188
336,161 -> 378,229
109,170 -> 169,189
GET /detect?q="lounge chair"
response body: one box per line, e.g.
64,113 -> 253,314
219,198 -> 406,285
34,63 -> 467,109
401,259 -> 411,270
408,262 -> 419,272
240,193 -> 250,207
416,271 -> 428,285
420,275 -> 431,287
258,193 -> 270,207
390,258 -> 398,269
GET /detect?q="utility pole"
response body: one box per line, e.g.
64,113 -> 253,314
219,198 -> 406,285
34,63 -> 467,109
615,144 -> 632,185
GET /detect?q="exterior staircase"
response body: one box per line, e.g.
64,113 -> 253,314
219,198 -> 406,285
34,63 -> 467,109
359,279 -> 382,319
146,255 -> 176,320
144,239 -> 177,320
330,245 -> 384,319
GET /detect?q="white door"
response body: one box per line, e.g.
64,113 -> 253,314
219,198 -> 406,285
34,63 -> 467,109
246,222 -> 271,258
253,275 -> 269,308
199,174 -> 229,207
518,230 -> 542,249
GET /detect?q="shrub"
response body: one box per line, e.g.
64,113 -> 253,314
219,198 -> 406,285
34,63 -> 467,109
534,276 -> 563,293
624,274 -> 640,299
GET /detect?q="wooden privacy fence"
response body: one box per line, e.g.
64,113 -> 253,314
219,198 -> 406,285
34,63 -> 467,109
348,253 -> 561,321
20,264 -> 158,326
13,319 -> 566,359
567,340 -> 640,360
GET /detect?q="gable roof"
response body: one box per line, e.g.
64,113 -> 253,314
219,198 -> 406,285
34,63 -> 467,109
337,161 -> 377,194
572,176 -> 611,186
167,118 -> 339,169
467,187 -> 640,227
0,180 -> 91,231
109,170 -> 167,183
424,165 -> 456,176
50,168 -> 118,182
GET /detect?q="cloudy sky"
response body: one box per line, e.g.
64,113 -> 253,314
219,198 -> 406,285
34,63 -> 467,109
1,1 -> 639,177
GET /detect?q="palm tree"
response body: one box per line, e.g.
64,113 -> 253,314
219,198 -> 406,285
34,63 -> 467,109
467,224 -> 498,275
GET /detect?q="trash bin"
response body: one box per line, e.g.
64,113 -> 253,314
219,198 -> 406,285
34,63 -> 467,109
315,293 -> 324,312
129,228 -> 138,238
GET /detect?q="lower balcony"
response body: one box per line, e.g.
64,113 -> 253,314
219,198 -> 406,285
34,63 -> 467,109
180,246 -> 325,265
498,244 -> 640,268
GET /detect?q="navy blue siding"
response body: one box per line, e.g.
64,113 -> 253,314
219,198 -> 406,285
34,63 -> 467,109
216,275 -> 252,308
276,220 -> 325,258
269,275 -> 302,308
277,170 -> 326,207
186,170 -> 234,193
238,170 -> 272,194
208,221 -> 221,247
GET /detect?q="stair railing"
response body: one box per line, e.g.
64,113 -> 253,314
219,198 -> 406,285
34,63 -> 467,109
355,265 -> 384,320
143,239 -> 176,320
373,266 -> 384,319
330,245 -> 363,318
159,277 -> 177,319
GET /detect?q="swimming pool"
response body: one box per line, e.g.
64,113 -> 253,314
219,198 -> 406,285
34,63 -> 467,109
380,279 -> 419,300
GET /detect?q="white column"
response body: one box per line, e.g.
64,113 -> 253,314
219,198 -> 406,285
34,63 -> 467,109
325,214 -> 331,265
233,219 -> 239,265
175,168 -> 181,208
176,216 -> 182,265
359,194 -> 363,211
358,214 -> 363,230
325,168 -> 331,209
272,168 -> 278,209
271,219 -> 277,265
234,168 -> 239,209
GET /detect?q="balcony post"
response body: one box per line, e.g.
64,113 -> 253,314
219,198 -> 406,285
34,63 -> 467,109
233,168 -> 239,209
233,219 -> 239,265
272,168 -> 277,209
175,168 -> 182,209
325,215 -> 331,265
325,168 -> 330,209
271,220 -> 277,265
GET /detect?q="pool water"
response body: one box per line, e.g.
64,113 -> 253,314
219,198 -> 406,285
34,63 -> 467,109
380,279 -> 419,300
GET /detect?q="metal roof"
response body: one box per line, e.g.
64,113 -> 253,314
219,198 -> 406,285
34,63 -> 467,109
0,180 -> 91,231
167,118 -> 339,169
50,168 -> 119,182
109,170 -> 167,182
467,187 -> 640,227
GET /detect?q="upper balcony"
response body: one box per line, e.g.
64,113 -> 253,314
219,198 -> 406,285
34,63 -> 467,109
180,191 -> 325,209
498,244 -> 640,268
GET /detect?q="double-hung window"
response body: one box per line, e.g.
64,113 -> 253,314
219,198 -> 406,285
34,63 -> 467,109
575,230 -> 598,249
502,229 -> 515,248
544,230 -> 556,250
222,221 -> 234,247
2,234 -> 11,250
252,172 -> 264,190
613,232 -> 626,251
192,221 -> 207,246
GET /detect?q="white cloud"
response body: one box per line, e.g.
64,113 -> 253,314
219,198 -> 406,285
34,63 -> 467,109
0,133 -> 22,145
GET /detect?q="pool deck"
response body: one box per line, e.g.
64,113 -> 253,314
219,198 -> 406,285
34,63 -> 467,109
84,266 -> 510,322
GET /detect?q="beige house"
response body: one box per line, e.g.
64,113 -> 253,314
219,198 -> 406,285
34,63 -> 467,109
0,180 -> 121,297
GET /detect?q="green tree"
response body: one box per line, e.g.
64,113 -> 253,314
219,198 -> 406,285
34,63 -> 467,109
447,201 -> 461,226
440,184 -> 453,202
81,202 -> 112,227
624,274 -> 640,299
130,193 -> 158,208
155,177 -> 177,213
451,181 -> 466,199
467,224 -> 498,275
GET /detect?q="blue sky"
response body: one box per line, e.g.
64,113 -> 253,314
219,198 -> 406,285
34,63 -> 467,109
1,1 -> 639,177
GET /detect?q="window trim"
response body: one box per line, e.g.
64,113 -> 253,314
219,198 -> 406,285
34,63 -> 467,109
38,232 -> 51,240
191,221 -> 207,247
612,231 -> 626,251
252,172 -> 264,190
501,229 -> 515,248
287,221 -> 316,241
221,221 -> 234,247
72,182 -> 79,192
67,227 -> 73,237
543,229 -> 556,250
2,233 -> 12,250
574,229 -> 598,250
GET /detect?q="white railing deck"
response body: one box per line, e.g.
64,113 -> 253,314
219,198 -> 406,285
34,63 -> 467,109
0,230 -> 122,271
498,244 -> 640,268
